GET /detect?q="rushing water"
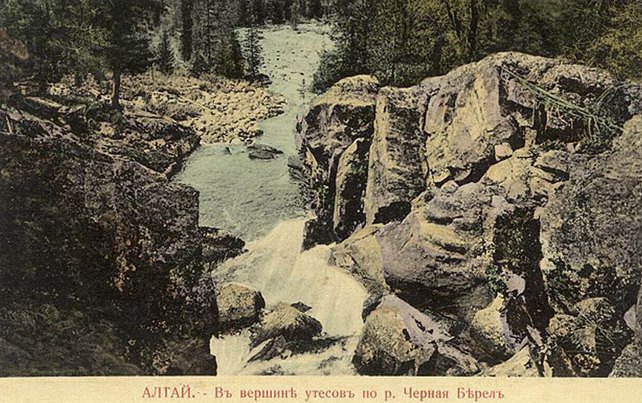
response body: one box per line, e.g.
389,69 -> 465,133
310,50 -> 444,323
175,24 -> 369,375
212,220 -> 368,375
175,24 -> 332,241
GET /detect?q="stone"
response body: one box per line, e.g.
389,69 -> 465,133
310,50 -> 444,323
247,143 -> 284,160
333,138 -> 370,240
253,303 -> 322,347
484,348 -> 541,377
287,155 -> 306,181
469,296 -> 521,361
352,295 -> 477,376
216,283 -> 266,332
610,344 -> 642,377
482,156 -> 536,203
534,150 -> 571,180
547,298 -> 632,377
290,302 -> 312,313
427,340 -> 482,376
330,224 -> 387,296
201,228 -> 245,264
364,86 -> 428,225
494,143 -> 513,161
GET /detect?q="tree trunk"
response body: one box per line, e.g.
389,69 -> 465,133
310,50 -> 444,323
467,0 -> 480,62
181,0 -> 194,61
111,68 -> 122,109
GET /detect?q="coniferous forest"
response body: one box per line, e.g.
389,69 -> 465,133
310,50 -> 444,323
1,0 -> 641,101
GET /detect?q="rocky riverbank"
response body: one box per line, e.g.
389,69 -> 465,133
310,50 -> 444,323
297,52 -> 642,376
53,72 -> 286,144
0,77 -> 248,375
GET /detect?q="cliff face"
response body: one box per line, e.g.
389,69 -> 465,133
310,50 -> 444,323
0,101 -> 244,375
297,52 -> 642,376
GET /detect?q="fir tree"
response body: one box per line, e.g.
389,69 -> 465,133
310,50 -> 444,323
158,30 -> 175,74
102,0 -> 156,108
244,0 -> 263,80
180,0 -> 194,61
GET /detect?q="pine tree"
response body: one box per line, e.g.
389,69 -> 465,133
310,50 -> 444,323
190,0 -> 244,78
102,0 -> 156,108
180,0 -> 194,61
216,34 -> 244,78
267,0 -> 285,24
244,0 -> 263,80
0,0 -> 106,93
158,30 -> 175,74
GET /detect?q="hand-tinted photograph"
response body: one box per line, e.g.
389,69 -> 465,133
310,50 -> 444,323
1,0 -> 641,379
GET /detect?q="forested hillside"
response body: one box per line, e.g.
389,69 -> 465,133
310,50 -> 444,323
313,0 -> 642,90
0,0 -> 327,106
3,0 -> 639,102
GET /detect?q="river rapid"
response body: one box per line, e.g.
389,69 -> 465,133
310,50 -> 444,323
175,24 -> 369,375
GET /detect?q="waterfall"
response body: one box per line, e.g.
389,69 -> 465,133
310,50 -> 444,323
211,219 -> 369,375
175,24 -> 359,375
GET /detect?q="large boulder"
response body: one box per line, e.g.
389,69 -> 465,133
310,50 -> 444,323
353,295 -> 479,376
540,116 -> 642,314
201,228 -> 245,265
422,54 -> 547,185
216,283 -> 265,332
247,143 -> 284,160
375,182 -> 502,317
252,303 -> 323,347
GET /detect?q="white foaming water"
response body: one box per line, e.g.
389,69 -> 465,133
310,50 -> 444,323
211,219 -> 369,375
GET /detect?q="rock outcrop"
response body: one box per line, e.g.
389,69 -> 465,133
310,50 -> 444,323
0,97 -> 243,375
297,75 -> 380,247
298,52 -> 642,376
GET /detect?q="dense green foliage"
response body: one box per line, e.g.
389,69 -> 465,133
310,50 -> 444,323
0,0 -> 329,89
0,0 -> 107,92
313,0 -> 642,91
3,0 -> 638,102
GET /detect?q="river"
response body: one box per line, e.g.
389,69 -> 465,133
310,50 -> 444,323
174,24 -> 369,375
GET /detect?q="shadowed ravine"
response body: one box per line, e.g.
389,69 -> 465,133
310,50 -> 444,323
175,24 -> 368,375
